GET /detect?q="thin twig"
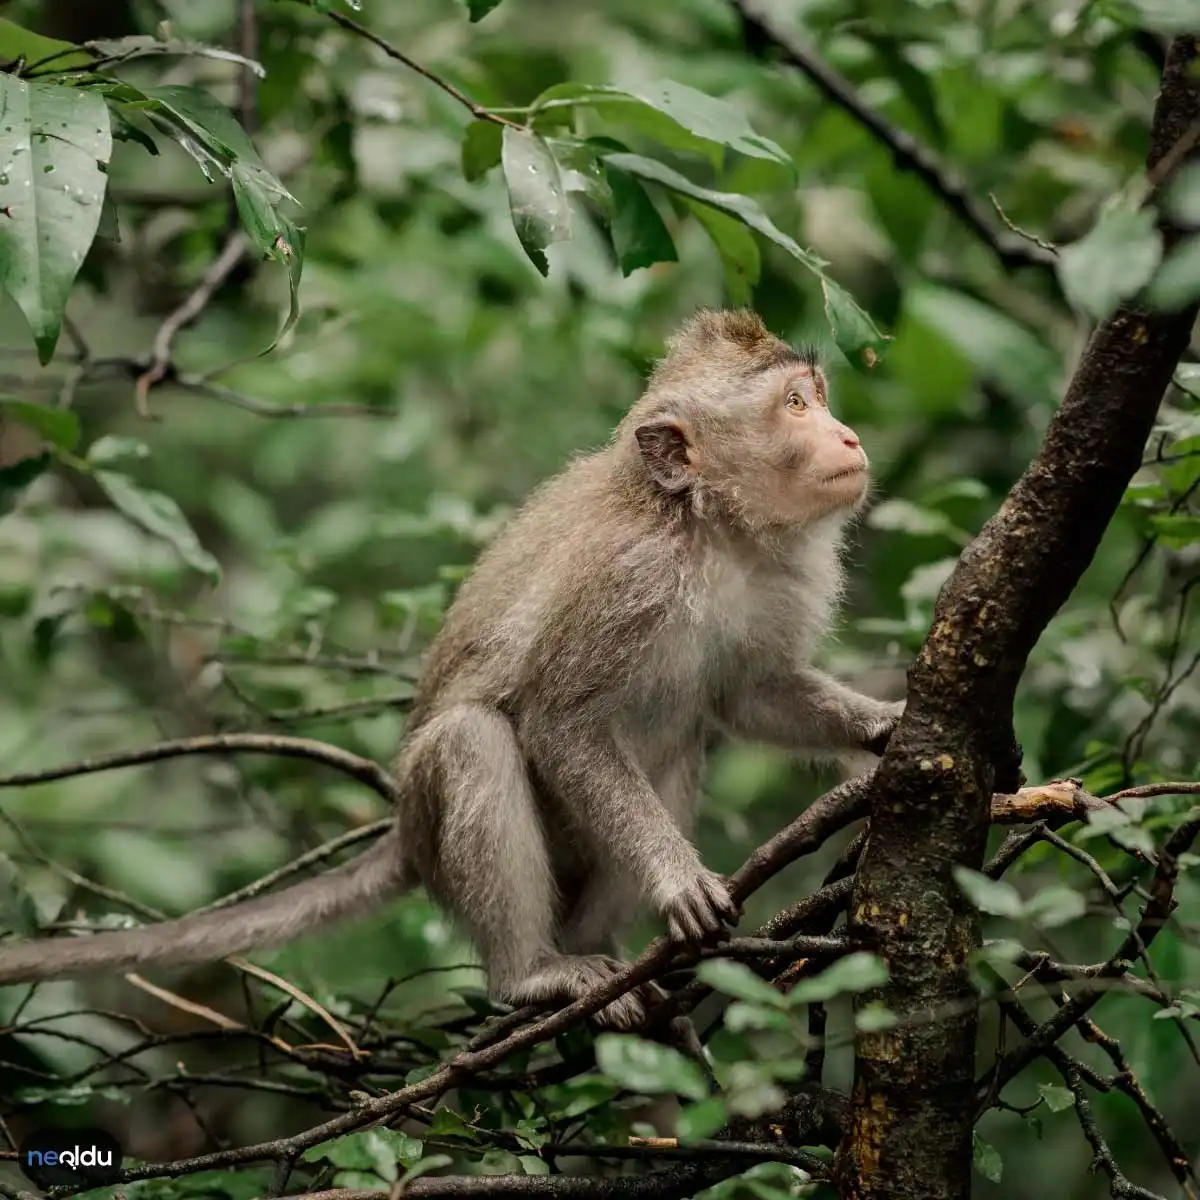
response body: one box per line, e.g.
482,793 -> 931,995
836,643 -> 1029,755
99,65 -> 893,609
310,2 -> 521,128
134,234 -> 249,417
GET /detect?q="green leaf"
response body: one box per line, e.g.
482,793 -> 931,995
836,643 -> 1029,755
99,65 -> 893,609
685,199 -> 760,306
788,953 -> 889,1003
954,868 -> 1024,918
822,278 -> 888,367
1057,199 -> 1162,321
606,165 -> 677,274
601,153 -> 885,366
462,119 -> 503,182
1022,884 -> 1086,930
973,1132 -> 1003,1183
0,397 -> 79,449
0,76 -> 112,363
1151,514 -> 1200,549
594,1033 -> 708,1101
95,470 -> 221,582
531,81 -> 794,179
397,1155 -> 454,1188
1037,1083 -> 1076,1113
677,1096 -> 727,1143
696,959 -> 786,1007
603,151 -> 821,268
465,0 -> 505,18
501,127 -> 571,276
425,1108 -> 480,1141
0,19 -> 91,72
1146,235 -> 1200,312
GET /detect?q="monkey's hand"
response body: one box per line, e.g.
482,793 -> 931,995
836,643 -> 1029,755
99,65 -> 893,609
863,700 -> 906,757
657,868 -> 741,943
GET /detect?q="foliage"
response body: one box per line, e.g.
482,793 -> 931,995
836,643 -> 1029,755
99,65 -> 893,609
0,1 -> 1198,1198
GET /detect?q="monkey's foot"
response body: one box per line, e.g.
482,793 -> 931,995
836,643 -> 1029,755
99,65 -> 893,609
658,868 -> 740,943
498,954 -> 662,1030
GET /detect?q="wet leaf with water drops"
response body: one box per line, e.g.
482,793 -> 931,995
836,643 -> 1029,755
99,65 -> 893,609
0,75 -> 112,364
501,128 -> 570,277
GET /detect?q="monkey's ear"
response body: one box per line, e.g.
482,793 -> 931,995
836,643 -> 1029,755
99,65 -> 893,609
635,419 -> 695,493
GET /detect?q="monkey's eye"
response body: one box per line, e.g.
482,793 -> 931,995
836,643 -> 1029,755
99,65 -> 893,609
785,390 -> 810,411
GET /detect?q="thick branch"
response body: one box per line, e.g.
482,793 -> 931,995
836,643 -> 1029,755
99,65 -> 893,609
841,36 -> 1200,1200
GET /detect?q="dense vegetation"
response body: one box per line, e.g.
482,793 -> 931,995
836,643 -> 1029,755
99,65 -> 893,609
0,1 -> 1198,1197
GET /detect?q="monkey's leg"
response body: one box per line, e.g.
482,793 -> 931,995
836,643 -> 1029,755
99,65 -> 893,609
716,667 -> 904,756
408,706 -> 652,1030
523,720 -> 739,945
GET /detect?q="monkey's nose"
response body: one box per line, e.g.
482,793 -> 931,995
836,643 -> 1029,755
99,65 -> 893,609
839,428 -> 861,449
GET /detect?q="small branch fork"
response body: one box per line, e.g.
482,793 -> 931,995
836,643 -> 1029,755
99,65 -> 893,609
1,733 -> 1197,1196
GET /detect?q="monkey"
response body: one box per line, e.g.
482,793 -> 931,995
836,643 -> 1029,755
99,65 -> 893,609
0,309 -> 903,1027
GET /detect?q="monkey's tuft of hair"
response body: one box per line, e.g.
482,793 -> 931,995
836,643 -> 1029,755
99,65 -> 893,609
655,309 -> 820,384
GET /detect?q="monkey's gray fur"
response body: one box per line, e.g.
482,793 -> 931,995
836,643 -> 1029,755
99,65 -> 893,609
0,310 -> 902,1026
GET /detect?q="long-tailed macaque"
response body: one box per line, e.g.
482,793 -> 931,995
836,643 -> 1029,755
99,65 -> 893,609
0,310 -> 902,1026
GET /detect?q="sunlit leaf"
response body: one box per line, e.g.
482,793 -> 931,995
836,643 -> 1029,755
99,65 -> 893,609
1037,1083 -> 1076,1112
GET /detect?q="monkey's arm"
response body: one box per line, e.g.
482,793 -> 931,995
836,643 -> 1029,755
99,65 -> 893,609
524,718 -> 738,940
714,667 -> 904,756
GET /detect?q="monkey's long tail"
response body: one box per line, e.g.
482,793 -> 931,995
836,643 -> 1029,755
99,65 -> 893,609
0,830 -> 410,985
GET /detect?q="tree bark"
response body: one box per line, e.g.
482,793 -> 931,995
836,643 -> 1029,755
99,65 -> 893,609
840,35 -> 1200,1200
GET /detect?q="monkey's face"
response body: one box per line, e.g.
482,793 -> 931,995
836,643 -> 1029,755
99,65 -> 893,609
706,364 -> 870,528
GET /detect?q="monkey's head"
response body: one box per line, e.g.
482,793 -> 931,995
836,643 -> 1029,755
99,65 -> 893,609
624,309 -> 869,532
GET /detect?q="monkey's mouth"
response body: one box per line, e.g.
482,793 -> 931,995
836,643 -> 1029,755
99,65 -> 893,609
821,466 -> 866,484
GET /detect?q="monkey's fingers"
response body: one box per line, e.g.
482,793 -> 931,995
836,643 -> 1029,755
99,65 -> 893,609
663,871 -> 740,942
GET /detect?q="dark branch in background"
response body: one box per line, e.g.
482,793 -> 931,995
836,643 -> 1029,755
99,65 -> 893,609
841,35 -> 1200,1200
731,0 -> 1056,271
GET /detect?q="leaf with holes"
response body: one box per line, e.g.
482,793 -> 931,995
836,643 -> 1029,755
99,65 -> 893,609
0,75 -> 112,363
96,471 -> 220,582
501,128 -> 570,276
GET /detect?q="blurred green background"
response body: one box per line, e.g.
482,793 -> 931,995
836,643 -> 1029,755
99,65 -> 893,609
0,0 -> 1197,1196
